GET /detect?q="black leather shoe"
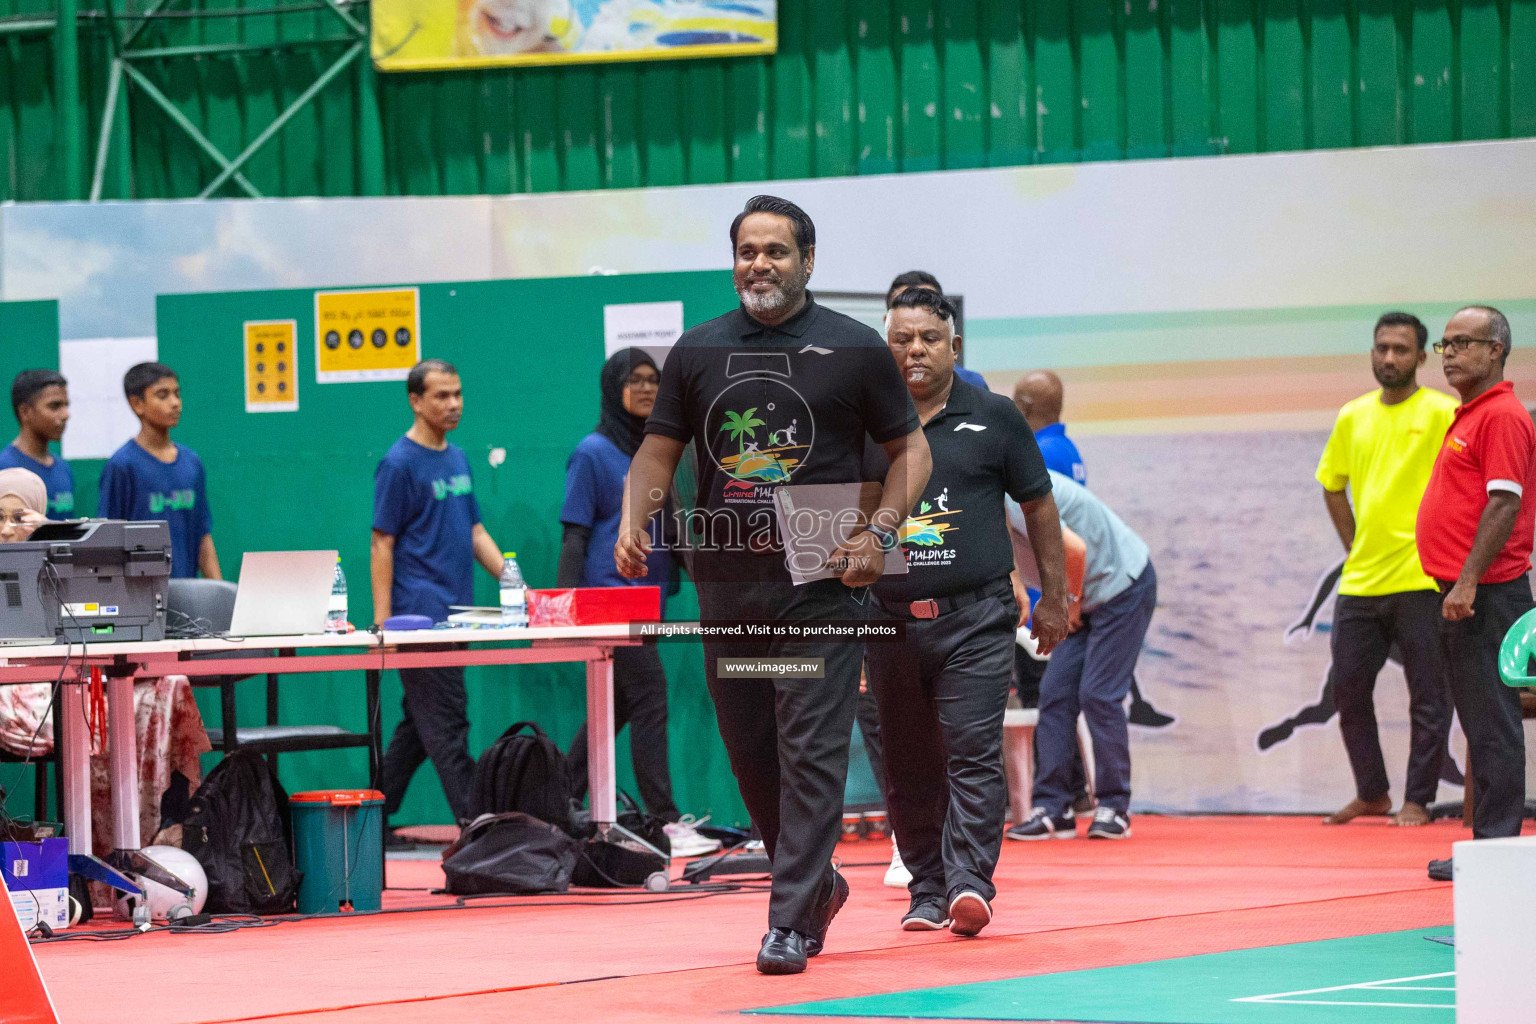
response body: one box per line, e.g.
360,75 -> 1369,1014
804,869 -> 849,957
1427,858 -> 1453,882
756,927 -> 808,974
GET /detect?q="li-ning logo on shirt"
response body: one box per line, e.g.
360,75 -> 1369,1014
147,489 -> 196,513
798,344 -> 833,355
954,422 -> 986,432
431,474 -> 473,500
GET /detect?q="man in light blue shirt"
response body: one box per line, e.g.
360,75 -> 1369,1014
1004,471 -> 1157,840
1011,370 -> 1172,740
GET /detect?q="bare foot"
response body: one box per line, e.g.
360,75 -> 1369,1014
1323,795 -> 1392,824
1392,802 -> 1430,826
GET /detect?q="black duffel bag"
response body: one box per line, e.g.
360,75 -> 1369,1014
442,812 -> 579,895
571,792 -> 670,887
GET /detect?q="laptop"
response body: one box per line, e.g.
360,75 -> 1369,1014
229,550 -> 338,637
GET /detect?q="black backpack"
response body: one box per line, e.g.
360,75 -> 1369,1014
181,751 -> 300,915
471,721 -> 573,834
441,812 -> 580,895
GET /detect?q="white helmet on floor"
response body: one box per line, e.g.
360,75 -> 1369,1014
113,845 -> 208,923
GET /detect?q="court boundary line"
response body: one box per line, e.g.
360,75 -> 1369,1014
1235,970 -> 1455,1010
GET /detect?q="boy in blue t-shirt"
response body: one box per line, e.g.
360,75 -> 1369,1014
98,362 -> 220,579
0,369 -> 76,517
373,359 -> 509,828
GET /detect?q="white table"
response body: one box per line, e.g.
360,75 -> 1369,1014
0,625 -> 636,862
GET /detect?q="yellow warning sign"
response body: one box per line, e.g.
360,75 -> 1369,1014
314,288 -> 421,383
244,320 -> 299,413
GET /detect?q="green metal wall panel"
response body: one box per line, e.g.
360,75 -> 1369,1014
1,1 -> 1534,199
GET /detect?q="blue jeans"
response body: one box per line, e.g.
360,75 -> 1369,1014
1033,561 -> 1158,817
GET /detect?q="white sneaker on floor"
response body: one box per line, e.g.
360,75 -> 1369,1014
883,845 -> 912,888
664,815 -> 723,858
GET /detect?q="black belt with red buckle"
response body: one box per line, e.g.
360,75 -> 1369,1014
874,579 -> 1012,620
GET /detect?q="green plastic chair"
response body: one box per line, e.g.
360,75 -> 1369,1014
1498,607 -> 1536,686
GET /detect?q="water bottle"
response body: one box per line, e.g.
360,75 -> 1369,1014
499,552 -> 528,628
326,555 -> 348,633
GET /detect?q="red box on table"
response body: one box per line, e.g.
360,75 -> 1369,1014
527,586 -> 661,627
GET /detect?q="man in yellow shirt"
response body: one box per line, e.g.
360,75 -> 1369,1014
1316,312 -> 1457,826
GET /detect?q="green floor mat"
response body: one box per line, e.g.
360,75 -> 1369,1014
751,928 -> 1455,1023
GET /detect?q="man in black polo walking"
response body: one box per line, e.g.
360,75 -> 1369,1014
864,288 -> 1069,936
616,195 -> 931,974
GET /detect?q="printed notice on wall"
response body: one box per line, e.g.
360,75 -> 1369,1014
60,336 -> 159,460
315,287 -> 421,383
244,320 -> 299,413
604,301 -> 684,362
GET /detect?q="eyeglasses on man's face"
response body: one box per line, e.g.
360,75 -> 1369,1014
1432,336 -> 1493,355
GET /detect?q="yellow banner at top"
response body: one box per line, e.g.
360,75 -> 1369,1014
373,0 -> 777,72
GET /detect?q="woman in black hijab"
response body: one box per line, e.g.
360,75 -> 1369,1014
558,348 -> 720,858
593,346 -> 657,457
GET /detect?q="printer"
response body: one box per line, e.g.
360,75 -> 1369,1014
0,520 -> 172,643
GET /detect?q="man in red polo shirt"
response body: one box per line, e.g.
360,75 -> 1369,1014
1416,306 -> 1534,880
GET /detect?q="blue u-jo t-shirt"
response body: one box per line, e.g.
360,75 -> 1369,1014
0,444 -> 75,517
97,440 -> 212,578
373,436 -> 481,624
560,433 -> 670,591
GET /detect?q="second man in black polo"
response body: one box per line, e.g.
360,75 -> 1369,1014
864,288 -> 1070,937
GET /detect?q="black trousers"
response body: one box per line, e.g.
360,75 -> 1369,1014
1329,591 -> 1452,808
866,587 -> 1017,903
568,644 -> 680,822
699,578 -> 865,937
1438,574 -> 1533,839
380,663 -> 476,824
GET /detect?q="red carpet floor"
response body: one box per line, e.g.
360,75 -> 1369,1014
31,816 -> 1487,1024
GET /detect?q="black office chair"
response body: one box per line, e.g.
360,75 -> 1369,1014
168,579 -> 379,779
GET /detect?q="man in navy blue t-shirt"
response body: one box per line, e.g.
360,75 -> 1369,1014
98,362 -> 219,579
373,359 -> 509,827
0,369 -> 76,518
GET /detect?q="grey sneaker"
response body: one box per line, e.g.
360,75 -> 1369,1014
900,894 -> 951,931
1086,806 -> 1131,839
1006,807 -> 1075,841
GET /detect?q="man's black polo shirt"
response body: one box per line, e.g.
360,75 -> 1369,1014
646,294 -> 916,585
864,375 -> 1052,602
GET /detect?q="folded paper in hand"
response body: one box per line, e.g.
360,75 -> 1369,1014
773,482 -> 910,586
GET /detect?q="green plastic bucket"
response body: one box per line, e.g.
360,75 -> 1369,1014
290,789 -> 384,913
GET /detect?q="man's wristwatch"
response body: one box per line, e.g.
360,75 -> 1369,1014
866,523 -> 898,552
